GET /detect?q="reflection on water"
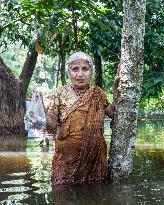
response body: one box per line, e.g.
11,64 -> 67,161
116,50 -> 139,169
52,181 -> 163,205
0,120 -> 164,205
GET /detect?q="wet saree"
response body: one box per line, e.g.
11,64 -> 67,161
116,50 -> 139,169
50,85 -> 109,185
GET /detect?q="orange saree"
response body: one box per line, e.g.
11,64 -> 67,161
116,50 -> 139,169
51,85 -> 109,185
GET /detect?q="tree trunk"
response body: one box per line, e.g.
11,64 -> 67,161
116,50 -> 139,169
0,57 -> 25,134
60,52 -> 66,86
59,35 -> 66,85
94,51 -> 102,88
72,0 -> 78,50
19,46 -> 38,96
108,0 -> 146,181
54,59 -> 60,89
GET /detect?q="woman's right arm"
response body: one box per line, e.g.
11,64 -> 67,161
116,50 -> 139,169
44,92 -> 59,133
45,109 -> 58,132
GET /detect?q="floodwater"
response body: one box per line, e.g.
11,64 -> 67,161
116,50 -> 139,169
0,119 -> 163,205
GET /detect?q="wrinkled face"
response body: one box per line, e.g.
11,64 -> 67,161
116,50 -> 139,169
68,59 -> 92,89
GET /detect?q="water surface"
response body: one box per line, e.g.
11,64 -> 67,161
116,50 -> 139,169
0,120 -> 163,205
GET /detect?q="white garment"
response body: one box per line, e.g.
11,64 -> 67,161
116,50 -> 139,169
24,92 -> 46,130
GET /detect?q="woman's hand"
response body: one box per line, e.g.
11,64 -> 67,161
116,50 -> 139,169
45,108 -> 58,133
106,65 -> 120,119
105,103 -> 115,119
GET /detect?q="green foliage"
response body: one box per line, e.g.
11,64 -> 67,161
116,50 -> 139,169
0,0 -> 163,108
1,44 -> 26,76
143,0 -> 164,100
142,65 -> 164,100
0,0 -> 34,48
26,82 -> 35,97
139,92 -> 164,110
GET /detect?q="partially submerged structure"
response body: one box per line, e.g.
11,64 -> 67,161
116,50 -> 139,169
0,57 -> 25,134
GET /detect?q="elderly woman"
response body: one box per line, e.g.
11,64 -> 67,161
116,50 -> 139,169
46,51 -> 114,185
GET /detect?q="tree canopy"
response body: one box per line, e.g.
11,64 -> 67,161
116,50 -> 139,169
0,0 -> 163,106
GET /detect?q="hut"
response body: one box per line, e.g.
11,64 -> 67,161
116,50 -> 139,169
0,134 -> 26,151
0,57 -> 25,134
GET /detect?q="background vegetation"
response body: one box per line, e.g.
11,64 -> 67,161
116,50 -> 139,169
0,0 -> 163,110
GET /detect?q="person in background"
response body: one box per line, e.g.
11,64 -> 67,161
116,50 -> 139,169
45,51 -> 114,185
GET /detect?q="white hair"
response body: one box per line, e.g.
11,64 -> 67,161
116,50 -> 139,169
67,51 -> 93,70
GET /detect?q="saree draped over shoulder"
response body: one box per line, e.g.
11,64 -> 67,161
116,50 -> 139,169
51,85 -> 109,185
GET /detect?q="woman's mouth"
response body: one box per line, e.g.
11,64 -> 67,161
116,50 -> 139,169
77,79 -> 85,83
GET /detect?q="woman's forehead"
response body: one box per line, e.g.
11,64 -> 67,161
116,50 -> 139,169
70,59 -> 90,66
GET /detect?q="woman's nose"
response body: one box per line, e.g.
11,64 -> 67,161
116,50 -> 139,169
77,68 -> 84,76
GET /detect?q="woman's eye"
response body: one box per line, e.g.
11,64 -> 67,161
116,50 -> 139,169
83,67 -> 89,71
72,67 -> 79,72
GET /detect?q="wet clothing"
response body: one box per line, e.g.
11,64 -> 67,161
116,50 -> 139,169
48,85 -> 109,185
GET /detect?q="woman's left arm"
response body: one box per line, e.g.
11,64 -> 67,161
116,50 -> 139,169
105,103 -> 114,119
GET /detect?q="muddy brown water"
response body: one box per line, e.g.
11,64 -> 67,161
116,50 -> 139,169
0,119 -> 163,205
